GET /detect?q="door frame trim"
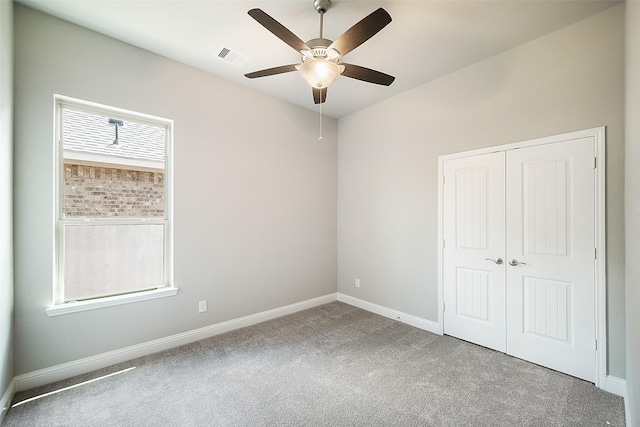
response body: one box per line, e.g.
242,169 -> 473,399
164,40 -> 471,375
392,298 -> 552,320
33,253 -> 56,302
437,126 -> 606,388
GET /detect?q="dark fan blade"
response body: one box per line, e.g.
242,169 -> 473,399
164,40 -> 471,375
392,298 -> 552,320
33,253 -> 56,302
328,8 -> 391,57
312,87 -> 327,104
245,64 -> 299,79
248,9 -> 311,53
341,63 -> 395,86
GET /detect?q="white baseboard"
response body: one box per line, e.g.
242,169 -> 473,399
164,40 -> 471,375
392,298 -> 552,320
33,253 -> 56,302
337,293 -> 440,334
602,375 -> 631,426
14,293 -> 338,392
603,375 -> 626,398
1,378 -> 15,425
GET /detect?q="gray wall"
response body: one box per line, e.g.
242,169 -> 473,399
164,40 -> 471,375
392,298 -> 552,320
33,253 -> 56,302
0,0 -> 14,415
337,5 -> 625,378
13,4 -> 337,375
626,1 -> 640,424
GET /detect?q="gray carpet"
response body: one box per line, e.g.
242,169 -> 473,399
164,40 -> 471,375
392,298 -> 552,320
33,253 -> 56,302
5,302 -> 625,426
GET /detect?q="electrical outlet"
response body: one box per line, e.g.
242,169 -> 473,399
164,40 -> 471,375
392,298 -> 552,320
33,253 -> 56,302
198,300 -> 207,313
355,278 -> 360,288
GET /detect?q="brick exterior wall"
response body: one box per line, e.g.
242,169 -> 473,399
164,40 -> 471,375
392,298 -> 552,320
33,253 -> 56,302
64,162 -> 164,217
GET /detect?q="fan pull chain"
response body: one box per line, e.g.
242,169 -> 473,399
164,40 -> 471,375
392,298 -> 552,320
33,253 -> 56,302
319,100 -> 323,140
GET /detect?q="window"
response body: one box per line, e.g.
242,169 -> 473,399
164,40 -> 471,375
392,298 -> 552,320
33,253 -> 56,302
49,96 -> 175,316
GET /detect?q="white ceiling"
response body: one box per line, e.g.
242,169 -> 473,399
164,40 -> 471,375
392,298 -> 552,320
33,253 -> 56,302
17,0 -> 620,119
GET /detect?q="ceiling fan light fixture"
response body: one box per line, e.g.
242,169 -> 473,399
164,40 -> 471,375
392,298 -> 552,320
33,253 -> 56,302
245,5 -> 393,104
298,59 -> 343,89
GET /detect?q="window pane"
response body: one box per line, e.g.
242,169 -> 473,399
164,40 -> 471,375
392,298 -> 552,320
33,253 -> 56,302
62,108 -> 166,218
63,223 -> 165,301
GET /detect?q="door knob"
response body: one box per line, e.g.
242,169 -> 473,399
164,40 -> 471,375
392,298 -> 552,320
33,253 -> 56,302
509,259 -> 527,266
485,257 -> 503,265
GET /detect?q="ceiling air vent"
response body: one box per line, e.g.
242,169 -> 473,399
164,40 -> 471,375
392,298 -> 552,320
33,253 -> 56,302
216,46 -> 249,67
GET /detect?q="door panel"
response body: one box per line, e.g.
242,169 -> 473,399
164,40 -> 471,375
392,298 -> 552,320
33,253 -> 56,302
456,267 -> 491,322
455,167 -> 489,250
524,159 -> 568,256
443,152 -> 506,352
505,138 -> 595,382
523,277 -> 571,342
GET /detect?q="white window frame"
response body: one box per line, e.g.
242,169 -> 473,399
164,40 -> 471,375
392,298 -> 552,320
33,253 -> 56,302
47,95 -> 177,317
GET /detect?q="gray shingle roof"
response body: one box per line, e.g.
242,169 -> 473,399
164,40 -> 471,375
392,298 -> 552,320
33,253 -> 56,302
62,108 -> 166,163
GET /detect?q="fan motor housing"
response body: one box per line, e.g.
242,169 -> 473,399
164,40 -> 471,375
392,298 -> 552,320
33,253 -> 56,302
306,38 -> 333,50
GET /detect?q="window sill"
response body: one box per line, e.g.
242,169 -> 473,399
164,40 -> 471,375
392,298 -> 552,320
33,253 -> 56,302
46,287 -> 179,317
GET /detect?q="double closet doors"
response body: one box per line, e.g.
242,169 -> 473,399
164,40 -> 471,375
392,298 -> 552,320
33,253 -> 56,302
442,137 -> 596,382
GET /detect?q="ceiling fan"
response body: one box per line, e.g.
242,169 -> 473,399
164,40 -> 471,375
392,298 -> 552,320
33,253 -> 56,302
245,0 -> 395,105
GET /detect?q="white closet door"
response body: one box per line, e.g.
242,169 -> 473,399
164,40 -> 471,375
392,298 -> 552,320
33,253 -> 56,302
443,152 -> 506,352
505,138 -> 596,382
